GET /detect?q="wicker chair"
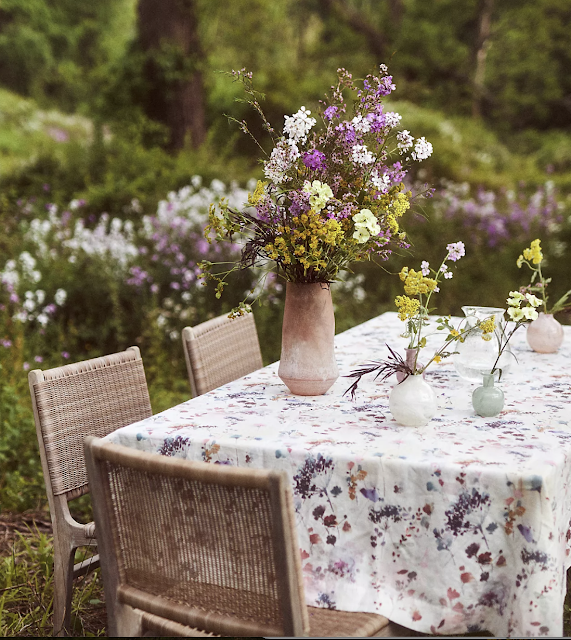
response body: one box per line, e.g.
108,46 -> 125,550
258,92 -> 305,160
28,347 -> 152,636
182,312 -> 263,397
84,437 -> 394,638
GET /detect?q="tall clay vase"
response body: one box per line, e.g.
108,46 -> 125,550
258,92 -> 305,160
526,312 -> 564,353
278,282 -> 339,395
472,373 -> 504,417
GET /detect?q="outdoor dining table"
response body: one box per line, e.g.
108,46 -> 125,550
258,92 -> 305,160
105,311 -> 571,637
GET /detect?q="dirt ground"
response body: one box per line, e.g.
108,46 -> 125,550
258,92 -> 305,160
0,510 -> 52,555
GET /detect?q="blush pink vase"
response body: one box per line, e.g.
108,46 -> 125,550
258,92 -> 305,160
396,348 -> 426,383
278,282 -> 339,395
526,312 -> 564,353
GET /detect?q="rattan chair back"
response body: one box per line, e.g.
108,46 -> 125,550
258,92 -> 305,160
182,312 -> 263,396
84,438 -> 309,637
28,346 -> 152,636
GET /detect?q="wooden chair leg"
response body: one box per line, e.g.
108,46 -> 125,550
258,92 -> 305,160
52,542 -> 74,637
115,603 -> 144,637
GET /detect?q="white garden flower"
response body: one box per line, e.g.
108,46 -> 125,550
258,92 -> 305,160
351,144 -> 375,165
283,106 -> 316,144
385,112 -> 402,128
507,306 -> 524,321
352,114 -> 371,134
397,130 -> 414,152
353,209 -> 380,235
371,170 -> 391,193
522,306 -> 539,320
303,180 -> 333,212
55,289 -> 67,305
421,261 -> 430,276
264,140 -> 300,184
411,137 -> 433,161
525,293 -> 542,307
352,227 -> 370,243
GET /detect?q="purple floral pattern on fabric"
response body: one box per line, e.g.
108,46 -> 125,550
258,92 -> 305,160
106,312 -> 571,638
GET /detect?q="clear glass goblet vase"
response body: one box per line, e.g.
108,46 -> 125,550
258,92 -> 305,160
453,306 -> 515,383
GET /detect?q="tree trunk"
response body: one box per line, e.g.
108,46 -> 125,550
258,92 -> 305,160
137,0 -> 206,149
318,0 -> 388,63
472,0 -> 494,119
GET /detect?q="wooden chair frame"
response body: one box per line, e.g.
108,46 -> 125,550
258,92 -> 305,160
84,437 -> 308,637
28,347 -> 152,636
84,438 -> 396,638
182,312 -> 263,397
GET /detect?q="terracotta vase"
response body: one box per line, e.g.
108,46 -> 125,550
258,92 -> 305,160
396,348 -> 426,383
278,282 -> 339,395
526,312 -> 564,353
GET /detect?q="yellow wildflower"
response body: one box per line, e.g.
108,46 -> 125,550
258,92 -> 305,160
391,192 -> 411,218
395,295 -> 420,321
247,180 -> 267,206
399,268 -> 438,296
479,317 -> 496,336
387,214 -> 399,234
522,239 -> 543,265
434,355 -> 442,363
450,329 -> 460,337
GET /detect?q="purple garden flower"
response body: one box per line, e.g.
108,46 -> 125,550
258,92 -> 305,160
303,150 -> 327,171
323,106 -> 339,121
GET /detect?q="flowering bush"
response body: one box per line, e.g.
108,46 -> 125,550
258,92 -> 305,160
0,179 -> 267,366
432,180 -> 568,248
201,65 -> 434,310
517,238 -> 571,315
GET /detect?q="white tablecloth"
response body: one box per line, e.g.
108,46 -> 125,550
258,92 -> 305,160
106,312 -> 571,637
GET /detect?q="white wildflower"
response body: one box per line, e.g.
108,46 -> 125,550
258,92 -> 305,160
55,289 -> 67,305
351,144 -> 375,165
352,114 -> 371,134
397,130 -> 414,152
411,137 -> 433,161
385,112 -> 402,128
283,106 -> 316,144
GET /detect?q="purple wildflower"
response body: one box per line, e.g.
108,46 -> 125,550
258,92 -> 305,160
323,106 -> 339,121
303,150 -> 327,171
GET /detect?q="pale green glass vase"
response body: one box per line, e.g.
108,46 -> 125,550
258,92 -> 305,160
472,373 -> 505,417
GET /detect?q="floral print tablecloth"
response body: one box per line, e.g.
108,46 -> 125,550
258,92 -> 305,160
106,312 -> 571,637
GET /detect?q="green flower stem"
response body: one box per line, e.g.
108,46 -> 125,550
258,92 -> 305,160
411,251 -> 451,367
490,321 -> 523,375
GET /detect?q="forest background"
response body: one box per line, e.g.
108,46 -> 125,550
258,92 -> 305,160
0,0 -> 571,634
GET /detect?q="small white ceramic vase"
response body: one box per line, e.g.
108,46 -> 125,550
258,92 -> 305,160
526,312 -> 564,353
389,374 -> 438,427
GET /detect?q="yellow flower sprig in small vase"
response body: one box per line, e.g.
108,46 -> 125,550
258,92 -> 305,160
345,242 -> 495,427
472,291 -> 542,417
517,239 -> 571,353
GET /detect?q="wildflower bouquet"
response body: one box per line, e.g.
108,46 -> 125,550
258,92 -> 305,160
200,65 -> 434,313
345,242 -> 495,397
517,239 -> 571,314
483,290 -> 542,377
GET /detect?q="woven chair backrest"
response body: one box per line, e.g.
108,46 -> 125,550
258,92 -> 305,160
183,313 -> 263,396
88,440 -> 308,637
31,349 -> 152,497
